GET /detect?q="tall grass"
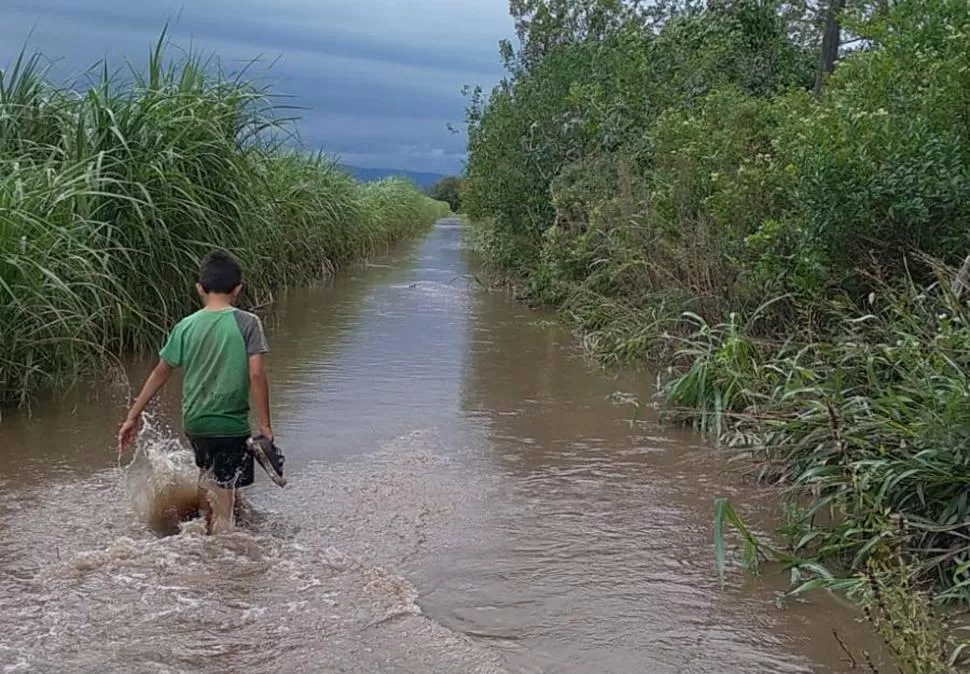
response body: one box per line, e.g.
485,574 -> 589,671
667,265 -> 970,670
0,32 -> 449,406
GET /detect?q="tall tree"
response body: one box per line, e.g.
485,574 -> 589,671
813,0 -> 846,97
504,0 -> 645,72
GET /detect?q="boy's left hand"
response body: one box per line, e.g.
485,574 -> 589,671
259,425 -> 274,442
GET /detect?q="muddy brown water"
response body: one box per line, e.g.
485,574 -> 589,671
0,218 -> 890,673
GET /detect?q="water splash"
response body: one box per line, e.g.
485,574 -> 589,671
119,413 -> 206,536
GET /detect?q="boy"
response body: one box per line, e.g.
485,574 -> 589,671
117,250 -> 283,534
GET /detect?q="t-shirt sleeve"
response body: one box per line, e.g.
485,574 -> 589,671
158,321 -> 184,367
235,311 -> 269,356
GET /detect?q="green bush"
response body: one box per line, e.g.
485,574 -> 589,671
464,0 -> 970,667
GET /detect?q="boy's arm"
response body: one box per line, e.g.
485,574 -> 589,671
118,322 -> 183,453
249,353 -> 272,440
239,311 -> 272,439
117,359 -> 174,452
127,360 -> 174,419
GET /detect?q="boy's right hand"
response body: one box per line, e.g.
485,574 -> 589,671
117,414 -> 141,454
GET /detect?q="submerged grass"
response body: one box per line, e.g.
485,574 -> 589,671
477,227 -> 970,669
0,31 -> 449,406
681,266 -> 970,670
472,210 -> 970,669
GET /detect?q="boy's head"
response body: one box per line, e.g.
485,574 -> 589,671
197,250 -> 243,300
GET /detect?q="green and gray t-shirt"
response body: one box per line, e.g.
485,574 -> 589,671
159,307 -> 269,437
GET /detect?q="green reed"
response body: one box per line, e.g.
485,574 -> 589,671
0,31 -> 450,406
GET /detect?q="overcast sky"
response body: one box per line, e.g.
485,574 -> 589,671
2,0 -> 513,174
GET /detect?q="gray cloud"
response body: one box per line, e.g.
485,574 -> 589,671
2,0 -> 512,174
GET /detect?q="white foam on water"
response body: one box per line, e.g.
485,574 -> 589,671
1,424 -> 512,673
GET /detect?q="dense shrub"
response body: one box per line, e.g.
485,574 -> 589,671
464,0 -> 970,668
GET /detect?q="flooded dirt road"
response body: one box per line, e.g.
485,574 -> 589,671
0,219 -> 888,672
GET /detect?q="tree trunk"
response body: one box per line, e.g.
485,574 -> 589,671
813,0 -> 846,99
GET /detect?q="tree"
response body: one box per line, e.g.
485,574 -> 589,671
504,0 -> 646,73
428,176 -> 464,213
813,0 -> 846,97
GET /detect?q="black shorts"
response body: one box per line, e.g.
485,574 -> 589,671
187,435 -> 255,488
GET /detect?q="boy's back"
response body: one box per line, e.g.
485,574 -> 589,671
161,307 -> 268,438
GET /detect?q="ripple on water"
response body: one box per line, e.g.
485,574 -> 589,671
0,426 -> 511,674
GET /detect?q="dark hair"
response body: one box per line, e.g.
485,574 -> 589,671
198,250 -> 243,294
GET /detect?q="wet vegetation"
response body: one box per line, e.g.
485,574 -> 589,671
462,0 -> 970,669
0,31 -> 449,406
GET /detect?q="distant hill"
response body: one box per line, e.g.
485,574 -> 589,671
341,165 -> 446,190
